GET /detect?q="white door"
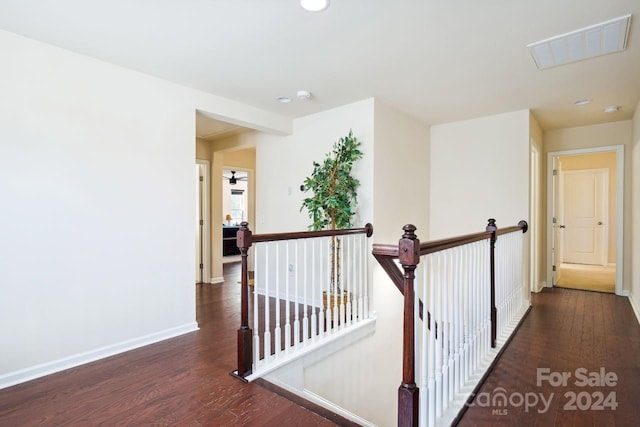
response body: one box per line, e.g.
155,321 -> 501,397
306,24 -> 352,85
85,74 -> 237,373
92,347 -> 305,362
559,169 -> 608,265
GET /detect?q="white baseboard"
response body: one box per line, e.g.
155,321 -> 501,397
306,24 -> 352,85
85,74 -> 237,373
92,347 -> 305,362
628,293 -> 640,325
302,389 -> 376,427
262,376 -> 375,427
0,322 -> 199,390
534,281 -> 547,292
210,276 -> 224,284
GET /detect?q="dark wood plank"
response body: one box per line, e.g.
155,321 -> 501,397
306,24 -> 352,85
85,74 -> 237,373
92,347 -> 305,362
458,287 -> 640,427
0,263 -> 340,426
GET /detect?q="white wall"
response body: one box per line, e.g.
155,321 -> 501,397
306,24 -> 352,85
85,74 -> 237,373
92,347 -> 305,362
430,110 -> 531,238
545,121 -> 633,293
0,29 -> 290,387
300,100 -> 429,427
631,102 -> 640,320
257,100 -> 376,234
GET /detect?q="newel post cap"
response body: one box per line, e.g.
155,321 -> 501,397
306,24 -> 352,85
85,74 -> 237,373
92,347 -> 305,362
399,224 -> 420,267
237,221 -> 252,249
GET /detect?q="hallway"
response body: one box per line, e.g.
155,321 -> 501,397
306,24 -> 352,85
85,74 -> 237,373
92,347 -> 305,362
0,264 -> 342,426
458,287 -> 640,426
2,271 -> 639,426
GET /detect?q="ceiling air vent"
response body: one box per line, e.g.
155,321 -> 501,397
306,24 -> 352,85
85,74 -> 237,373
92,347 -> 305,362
527,14 -> 631,70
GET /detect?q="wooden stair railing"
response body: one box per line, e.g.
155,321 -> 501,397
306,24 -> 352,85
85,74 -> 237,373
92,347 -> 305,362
372,219 -> 528,427
234,221 -> 374,379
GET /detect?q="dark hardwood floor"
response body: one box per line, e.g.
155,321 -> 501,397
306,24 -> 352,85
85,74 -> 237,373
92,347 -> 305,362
458,287 -> 640,427
3,270 -> 639,427
0,263 -> 339,426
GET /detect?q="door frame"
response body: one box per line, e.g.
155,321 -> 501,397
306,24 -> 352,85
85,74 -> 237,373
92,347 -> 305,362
196,159 -> 211,283
530,139 -> 542,292
546,145 -> 624,295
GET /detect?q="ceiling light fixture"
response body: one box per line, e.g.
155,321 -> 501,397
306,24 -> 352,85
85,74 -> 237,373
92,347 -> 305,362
277,96 -> 292,103
300,0 -> 329,12
604,105 -> 620,113
297,90 -> 311,100
574,99 -> 592,106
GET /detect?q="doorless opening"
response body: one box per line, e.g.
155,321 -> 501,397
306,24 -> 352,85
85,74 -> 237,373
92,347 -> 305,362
546,146 -> 623,295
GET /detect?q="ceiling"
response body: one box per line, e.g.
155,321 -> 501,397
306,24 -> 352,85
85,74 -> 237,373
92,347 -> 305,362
1,0 -> 639,132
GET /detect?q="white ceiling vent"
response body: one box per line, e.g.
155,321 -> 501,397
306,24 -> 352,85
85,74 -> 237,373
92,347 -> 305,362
527,14 -> 631,70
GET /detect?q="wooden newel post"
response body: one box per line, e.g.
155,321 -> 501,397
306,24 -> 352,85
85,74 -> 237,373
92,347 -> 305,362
236,221 -> 253,377
398,224 -> 420,427
486,218 -> 498,348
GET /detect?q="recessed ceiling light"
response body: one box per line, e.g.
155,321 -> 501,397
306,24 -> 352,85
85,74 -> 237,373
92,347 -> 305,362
300,0 -> 329,12
277,96 -> 292,103
604,105 -> 620,113
574,99 -> 592,106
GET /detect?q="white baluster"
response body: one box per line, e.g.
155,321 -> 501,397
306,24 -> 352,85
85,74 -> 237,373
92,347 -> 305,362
465,244 -> 471,384
264,244 -> 271,361
363,233 -> 369,319
434,251 -> 443,418
318,238 -> 325,336
441,250 -> 449,412
346,235 -> 353,326
293,241 -> 300,348
453,246 -> 462,395
447,249 -> 456,404
302,241 -> 309,345
253,244 -> 260,368
274,243 -> 281,359
427,253 -> 436,427
285,242 -> 291,353
326,237 -> 333,332
420,254 -> 429,427
311,238 -> 317,340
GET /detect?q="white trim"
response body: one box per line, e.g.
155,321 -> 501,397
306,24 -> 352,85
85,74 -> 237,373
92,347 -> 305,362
533,281 -> 547,293
530,140 -> 541,294
210,276 -> 224,284
629,294 -> 640,324
260,376 -> 375,427
196,160 -> 211,284
0,323 -> 199,390
302,389 -> 376,427
546,145 -> 624,296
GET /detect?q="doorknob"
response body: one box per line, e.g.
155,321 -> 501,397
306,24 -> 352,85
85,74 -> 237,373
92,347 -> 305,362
598,221 -> 603,225
559,225 -> 566,229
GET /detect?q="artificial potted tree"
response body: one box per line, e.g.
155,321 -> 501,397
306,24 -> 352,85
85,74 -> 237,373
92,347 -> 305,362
300,130 -> 363,311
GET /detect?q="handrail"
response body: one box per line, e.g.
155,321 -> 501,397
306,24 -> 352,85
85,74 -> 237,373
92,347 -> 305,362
373,218 -> 528,427
233,221 -> 374,379
373,231 -> 492,259
372,220 -> 527,290
251,222 -> 373,244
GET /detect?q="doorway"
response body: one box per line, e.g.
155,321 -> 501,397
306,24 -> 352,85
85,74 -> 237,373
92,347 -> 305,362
547,147 -> 623,294
196,160 -> 210,283
222,168 -> 250,264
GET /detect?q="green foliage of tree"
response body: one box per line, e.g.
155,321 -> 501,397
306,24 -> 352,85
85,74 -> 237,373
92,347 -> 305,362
300,130 -> 363,231
300,130 -> 363,292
